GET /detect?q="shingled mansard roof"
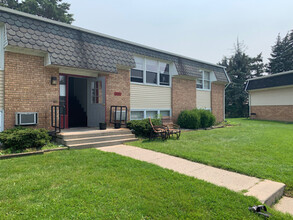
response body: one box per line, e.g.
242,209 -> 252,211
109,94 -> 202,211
246,70 -> 293,91
0,7 -> 229,83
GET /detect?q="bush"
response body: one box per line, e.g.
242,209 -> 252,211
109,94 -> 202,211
177,110 -> 200,129
127,118 -> 161,138
177,109 -> 216,129
197,109 -> 216,128
0,127 -> 51,152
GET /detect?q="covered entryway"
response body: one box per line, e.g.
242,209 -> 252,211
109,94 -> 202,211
59,74 -> 105,128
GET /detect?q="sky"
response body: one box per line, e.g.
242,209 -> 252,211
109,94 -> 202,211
68,0 -> 293,64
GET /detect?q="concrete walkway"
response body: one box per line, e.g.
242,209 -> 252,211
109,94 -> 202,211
98,145 -> 293,216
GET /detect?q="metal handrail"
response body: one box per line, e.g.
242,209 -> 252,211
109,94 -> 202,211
109,106 -> 128,125
51,105 -> 65,133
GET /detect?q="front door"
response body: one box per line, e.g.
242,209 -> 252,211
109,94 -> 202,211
87,77 -> 105,127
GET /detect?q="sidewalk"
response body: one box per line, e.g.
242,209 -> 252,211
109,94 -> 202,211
98,145 -> 293,216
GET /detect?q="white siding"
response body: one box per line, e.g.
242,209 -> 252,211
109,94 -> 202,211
196,90 -> 211,109
250,86 -> 293,106
130,84 -> 171,109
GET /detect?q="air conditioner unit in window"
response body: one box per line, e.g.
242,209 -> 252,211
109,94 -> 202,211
15,112 -> 38,125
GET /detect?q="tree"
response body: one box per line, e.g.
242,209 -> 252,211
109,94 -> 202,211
219,41 -> 265,118
268,31 -> 293,73
0,0 -> 74,24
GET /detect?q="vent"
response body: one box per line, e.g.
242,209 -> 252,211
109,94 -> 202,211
15,112 -> 38,125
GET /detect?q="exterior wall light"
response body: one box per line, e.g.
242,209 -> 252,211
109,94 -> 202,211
51,76 -> 57,85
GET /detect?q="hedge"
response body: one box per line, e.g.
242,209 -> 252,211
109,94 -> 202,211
0,127 -> 51,152
177,109 -> 216,129
127,118 -> 161,138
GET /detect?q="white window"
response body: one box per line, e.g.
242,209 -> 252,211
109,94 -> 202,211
130,111 -> 144,120
130,57 -> 144,83
160,110 -> 170,117
130,110 -> 171,120
131,57 -> 170,86
197,70 -> 211,90
146,111 -> 157,119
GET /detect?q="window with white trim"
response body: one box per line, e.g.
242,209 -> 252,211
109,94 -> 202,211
196,70 -> 211,90
130,109 -> 171,120
131,57 -> 170,86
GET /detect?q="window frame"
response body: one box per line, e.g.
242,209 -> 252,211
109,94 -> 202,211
196,70 -> 211,91
131,57 -> 171,87
130,109 -> 172,120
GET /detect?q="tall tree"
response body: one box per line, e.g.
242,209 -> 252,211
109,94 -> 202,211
268,31 -> 293,73
219,41 -> 265,118
0,0 -> 74,24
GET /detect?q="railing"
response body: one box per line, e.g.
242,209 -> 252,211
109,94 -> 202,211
51,105 -> 65,133
109,106 -> 128,126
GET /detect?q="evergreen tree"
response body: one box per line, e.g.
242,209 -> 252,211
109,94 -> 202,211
0,0 -> 74,24
268,31 -> 293,73
219,41 -> 265,118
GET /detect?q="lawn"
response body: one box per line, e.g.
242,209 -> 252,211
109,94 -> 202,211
129,118 -> 293,197
0,149 -> 291,219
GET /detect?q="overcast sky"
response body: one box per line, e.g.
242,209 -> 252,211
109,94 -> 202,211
68,0 -> 293,64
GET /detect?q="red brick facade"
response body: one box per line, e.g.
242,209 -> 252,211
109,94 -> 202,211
211,83 -> 225,122
3,51 -> 226,130
4,52 -> 59,130
250,105 -> 293,122
171,77 -> 197,122
105,69 -> 130,125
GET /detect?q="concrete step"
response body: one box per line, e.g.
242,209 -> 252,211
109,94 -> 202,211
274,196 -> 293,216
68,138 -> 138,149
64,134 -> 136,145
57,128 -> 132,140
245,180 -> 286,206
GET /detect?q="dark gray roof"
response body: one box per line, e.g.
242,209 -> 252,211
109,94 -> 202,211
0,7 -> 229,82
246,70 -> 293,91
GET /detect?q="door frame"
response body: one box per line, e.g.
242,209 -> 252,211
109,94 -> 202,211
60,73 -> 93,128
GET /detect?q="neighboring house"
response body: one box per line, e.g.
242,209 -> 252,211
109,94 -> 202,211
0,7 -> 230,131
246,70 -> 293,122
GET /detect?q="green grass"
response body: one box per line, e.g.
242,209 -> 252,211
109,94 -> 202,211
0,149 -> 291,219
129,118 -> 293,197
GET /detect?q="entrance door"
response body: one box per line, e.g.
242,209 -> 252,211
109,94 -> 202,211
87,77 -> 105,127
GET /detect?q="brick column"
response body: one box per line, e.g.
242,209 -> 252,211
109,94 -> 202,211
171,77 -> 196,122
211,83 -> 225,122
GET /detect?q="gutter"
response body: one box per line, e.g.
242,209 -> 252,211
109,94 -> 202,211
223,69 -> 231,120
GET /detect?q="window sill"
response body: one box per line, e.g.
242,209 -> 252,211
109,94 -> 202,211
196,88 -> 211,91
131,82 -> 171,88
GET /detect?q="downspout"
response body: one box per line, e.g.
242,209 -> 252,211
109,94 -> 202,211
244,80 -> 250,117
223,68 -> 231,121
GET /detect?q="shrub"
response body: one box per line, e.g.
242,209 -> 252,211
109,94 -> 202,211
197,109 -> 216,128
177,109 -> 216,129
127,118 -> 161,138
0,127 -> 51,152
177,110 -> 200,129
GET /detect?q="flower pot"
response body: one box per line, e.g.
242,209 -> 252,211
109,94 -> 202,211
114,123 -> 121,129
99,123 -> 107,130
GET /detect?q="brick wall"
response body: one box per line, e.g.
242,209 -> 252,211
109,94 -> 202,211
251,105 -> 293,122
105,69 -> 130,126
211,83 -> 225,122
171,77 -> 196,122
4,52 -> 59,130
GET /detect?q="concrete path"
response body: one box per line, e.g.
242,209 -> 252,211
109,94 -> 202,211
98,145 -> 291,215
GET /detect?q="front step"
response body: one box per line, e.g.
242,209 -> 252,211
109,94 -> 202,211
56,128 -> 138,149
64,134 -> 136,145
69,138 -> 138,149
